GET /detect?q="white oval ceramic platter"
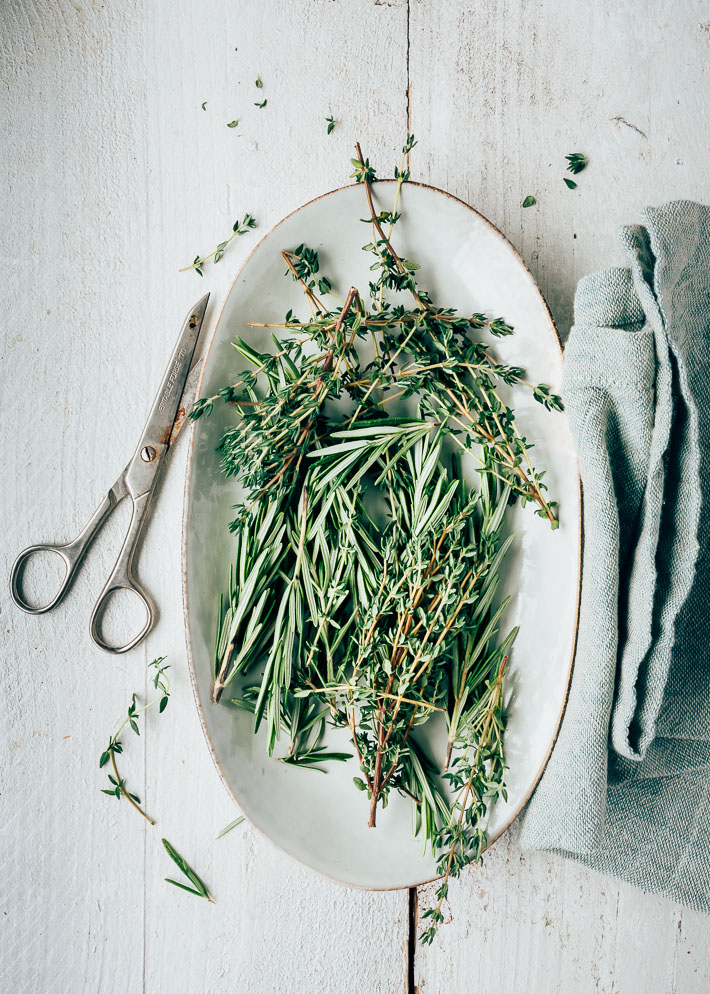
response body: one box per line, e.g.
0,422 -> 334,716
183,180 -> 580,890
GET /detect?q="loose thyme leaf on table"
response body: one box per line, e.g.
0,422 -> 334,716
254,99 -> 267,109
563,177 -> 577,189
98,657 -> 171,824
565,152 -> 587,174
326,115 -> 336,135
522,195 -> 536,207
227,119 -> 239,128
190,137 -> 563,937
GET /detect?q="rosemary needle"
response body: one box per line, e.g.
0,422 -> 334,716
216,815 -> 245,839
162,839 -> 214,902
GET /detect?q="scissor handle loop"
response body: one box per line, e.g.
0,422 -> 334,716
90,579 -> 155,654
88,491 -> 156,654
10,544 -> 74,614
10,493 -> 115,614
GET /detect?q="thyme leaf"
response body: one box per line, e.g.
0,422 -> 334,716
565,152 -> 587,174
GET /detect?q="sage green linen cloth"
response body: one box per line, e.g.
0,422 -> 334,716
520,202 -> 710,913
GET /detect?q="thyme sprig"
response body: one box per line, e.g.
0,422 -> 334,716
99,657 -> 171,824
181,213 -> 256,276
420,655 -> 508,944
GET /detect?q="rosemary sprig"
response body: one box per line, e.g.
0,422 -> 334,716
181,213 -> 256,276
162,838 -> 214,902
99,657 -> 171,824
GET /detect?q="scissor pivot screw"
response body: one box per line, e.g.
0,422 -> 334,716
140,445 -> 157,462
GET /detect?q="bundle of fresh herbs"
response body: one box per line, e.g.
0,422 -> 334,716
190,138 -> 562,938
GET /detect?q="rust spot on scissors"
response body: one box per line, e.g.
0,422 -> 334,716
160,407 -> 187,447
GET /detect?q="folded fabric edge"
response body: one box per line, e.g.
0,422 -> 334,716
562,325 -> 655,393
574,266 -> 645,329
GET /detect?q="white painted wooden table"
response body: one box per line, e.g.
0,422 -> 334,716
3,2 -> 710,991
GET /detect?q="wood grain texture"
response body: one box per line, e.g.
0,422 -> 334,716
1,1 -> 409,992
409,0 -> 710,990
416,823 -> 710,994
1,0 -> 709,991
410,0 -> 710,341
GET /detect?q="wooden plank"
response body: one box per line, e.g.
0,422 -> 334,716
409,0 -> 710,989
2,1 -> 155,990
416,825 -> 702,994
409,0 -> 710,341
1,0 -> 410,991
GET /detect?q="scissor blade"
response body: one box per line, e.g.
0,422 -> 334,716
165,357 -> 206,448
144,293 -> 210,446
124,294 -> 210,497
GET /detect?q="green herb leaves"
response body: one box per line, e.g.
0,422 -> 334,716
326,115 -> 336,135
190,138 -> 563,939
563,152 -> 587,190
98,657 -> 171,824
522,195 -> 536,208
350,153 -> 377,185
162,839 -> 214,902
216,815 -> 245,839
182,213 -> 256,276
420,656 -> 509,944
254,99 -> 267,109
227,119 -> 239,128
565,152 -> 587,174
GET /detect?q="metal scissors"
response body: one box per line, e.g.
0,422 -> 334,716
10,294 -> 210,654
